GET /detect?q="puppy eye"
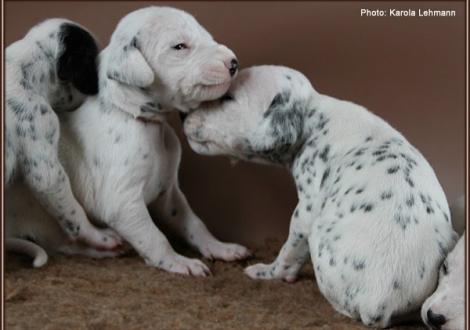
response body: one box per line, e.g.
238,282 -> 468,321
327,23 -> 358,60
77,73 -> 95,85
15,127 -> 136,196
172,43 -> 188,50
220,93 -> 234,102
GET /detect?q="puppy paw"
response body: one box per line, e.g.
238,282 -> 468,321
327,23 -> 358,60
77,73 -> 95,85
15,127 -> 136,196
200,242 -> 252,261
244,262 -> 297,282
156,254 -> 211,277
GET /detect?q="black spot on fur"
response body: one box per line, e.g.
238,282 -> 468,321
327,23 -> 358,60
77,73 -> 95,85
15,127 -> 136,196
419,264 -> 426,279
319,145 -> 330,162
387,166 -> 400,174
353,260 -> 365,271
362,204 -> 374,212
405,177 -> 415,188
406,195 -> 415,207
380,190 -> 393,200
57,23 -> 99,95
320,167 -> 330,188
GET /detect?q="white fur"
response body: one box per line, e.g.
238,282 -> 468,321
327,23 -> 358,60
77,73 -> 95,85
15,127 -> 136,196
5,19 -> 121,266
6,7 -> 250,275
184,66 -> 457,326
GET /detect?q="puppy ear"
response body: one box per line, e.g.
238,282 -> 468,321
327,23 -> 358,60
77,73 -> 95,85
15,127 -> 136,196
252,90 -> 305,163
57,23 -> 99,95
106,37 -> 154,88
263,90 -> 304,145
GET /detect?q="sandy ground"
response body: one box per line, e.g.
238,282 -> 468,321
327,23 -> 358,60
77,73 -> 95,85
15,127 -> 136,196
5,239 -> 425,330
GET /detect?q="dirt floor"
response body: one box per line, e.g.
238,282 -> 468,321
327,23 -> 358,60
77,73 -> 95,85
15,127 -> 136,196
5,239 -> 425,330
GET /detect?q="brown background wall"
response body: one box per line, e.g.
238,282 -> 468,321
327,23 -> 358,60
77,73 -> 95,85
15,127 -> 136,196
5,1 -> 465,244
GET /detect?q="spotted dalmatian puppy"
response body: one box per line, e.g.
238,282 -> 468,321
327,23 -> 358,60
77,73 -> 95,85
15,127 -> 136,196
421,196 -> 465,330
5,19 -> 122,266
6,7 -> 250,275
184,65 -> 457,326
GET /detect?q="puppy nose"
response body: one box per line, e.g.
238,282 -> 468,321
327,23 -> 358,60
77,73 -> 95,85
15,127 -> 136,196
229,59 -> 239,77
427,309 -> 446,329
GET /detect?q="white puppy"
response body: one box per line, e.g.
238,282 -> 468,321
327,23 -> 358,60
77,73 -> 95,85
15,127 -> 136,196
6,7 -> 249,275
184,66 -> 457,326
5,19 -> 121,267
421,196 -> 466,330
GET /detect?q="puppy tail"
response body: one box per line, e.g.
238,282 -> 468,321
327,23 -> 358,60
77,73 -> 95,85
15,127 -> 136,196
5,238 -> 48,268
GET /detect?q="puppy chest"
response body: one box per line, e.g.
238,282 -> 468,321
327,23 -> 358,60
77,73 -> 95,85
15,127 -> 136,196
139,130 -> 181,200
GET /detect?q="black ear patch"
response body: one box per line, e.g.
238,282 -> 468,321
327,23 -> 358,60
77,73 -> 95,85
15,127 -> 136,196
57,23 -> 99,95
264,90 -> 291,118
256,89 -> 306,164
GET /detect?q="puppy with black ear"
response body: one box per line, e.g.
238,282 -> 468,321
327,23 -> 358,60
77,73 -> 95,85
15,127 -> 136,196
6,7 -> 250,275
5,18 -> 121,267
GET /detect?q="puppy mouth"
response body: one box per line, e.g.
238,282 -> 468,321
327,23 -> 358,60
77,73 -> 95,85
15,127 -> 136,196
196,80 -> 232,100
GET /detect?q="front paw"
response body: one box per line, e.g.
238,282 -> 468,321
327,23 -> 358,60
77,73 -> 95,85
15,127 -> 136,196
244,262 -> 298,282
153,254 -> 211,277
200,242 -> 252,262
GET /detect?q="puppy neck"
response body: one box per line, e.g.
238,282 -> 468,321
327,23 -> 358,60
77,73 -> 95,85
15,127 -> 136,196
98,71 -> 169,124
252,93 -> 328,169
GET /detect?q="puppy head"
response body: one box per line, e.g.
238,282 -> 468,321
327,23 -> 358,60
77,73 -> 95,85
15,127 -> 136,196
184,65 -> 317,165
102,6 -> 238,117
421,235 -> 464,330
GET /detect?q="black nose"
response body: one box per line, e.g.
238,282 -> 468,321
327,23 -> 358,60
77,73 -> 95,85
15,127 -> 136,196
229,59 -> 239,77
179,112 -> 188,123
427,309 -> 446,329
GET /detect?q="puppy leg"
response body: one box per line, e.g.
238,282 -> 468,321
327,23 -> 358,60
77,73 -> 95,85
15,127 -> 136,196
245,204 -> 310,282
107,199 -> 210,276
152,185 -> 251,261
23,142 -> 121,250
